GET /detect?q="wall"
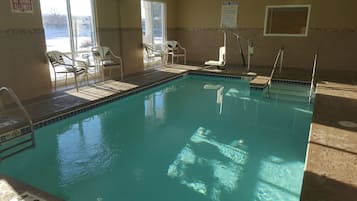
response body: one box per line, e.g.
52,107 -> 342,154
117,0 -> 144,75
174,0 -> 357,71
95,0 -> 121,54
0,0 -> 52,100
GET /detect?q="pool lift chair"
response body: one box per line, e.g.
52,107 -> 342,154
91,46 -> 123,81
204,31 -> 227,69
47,51 -> 89,92
204,46 -> 226,69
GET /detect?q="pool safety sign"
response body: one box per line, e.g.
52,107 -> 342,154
10,0 -> 33,13
221,1 -> 239,29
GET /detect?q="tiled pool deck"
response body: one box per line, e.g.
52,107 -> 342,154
1,64 -> 356,200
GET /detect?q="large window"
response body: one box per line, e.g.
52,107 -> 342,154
40,0 -> 97,80
264,5 -> 311,37
141,0 -> 166,68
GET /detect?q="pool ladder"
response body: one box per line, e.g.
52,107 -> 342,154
0,87 -> 36,161
266,49 -> 318,104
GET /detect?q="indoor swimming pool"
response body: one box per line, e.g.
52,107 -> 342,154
0,75 -> 314,201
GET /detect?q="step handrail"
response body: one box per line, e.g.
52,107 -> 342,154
231,32 -> 247,67
266,48 -> 284,97
0,87 -> 35,147
268,47 -> 284,86
309,53 -> 318,103
279,47 -> 285,73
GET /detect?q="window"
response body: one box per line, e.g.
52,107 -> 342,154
40,0 -> 97,80
141,0 -> 166,67
264,5 -> 311,37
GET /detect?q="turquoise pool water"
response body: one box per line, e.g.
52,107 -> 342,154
0,75 -> 313,201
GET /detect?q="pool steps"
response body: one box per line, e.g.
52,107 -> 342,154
0,87 -> 35,161
249,75 -> 270,88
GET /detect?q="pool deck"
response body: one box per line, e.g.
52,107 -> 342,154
1,64 -> 357,200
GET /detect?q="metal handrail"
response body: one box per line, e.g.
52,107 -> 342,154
231,32 -> 246,66
268,48 -> 284,86
309,53 -> 318,103
266,48 -> 283,97
279,47 -> 285,73
0,87 -> 35,147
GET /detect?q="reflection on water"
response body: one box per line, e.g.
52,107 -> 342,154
57,115 -> 112,185
168,127 -> 248,201
203,84 -> 225,115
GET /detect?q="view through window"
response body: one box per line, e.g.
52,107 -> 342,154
141,1 -> 166,68
40,0 -> 97,81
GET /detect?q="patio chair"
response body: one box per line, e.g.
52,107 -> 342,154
47,51 -> 88,91
166,40 -> 186,64
143,43 -> 162,63
91,46 -> 123,81
204,46 -> 226,68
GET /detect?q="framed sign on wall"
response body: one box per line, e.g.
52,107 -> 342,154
221,1 -> 239,29
10,0 -> 33,13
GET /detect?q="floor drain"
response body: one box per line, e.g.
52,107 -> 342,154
338,121 -> 357,128
10,192 -> 46,201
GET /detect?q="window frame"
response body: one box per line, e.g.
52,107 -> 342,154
263,4 -> 311,37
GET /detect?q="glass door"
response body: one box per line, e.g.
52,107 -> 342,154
141,0 -> 166,68
40,0 -> 71,53
40,0 -> 97,81
69,0 -> 97,53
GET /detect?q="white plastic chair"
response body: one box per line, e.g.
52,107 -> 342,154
91,46 -> 123,81
166,40 -> 186,64
204,46 -> 226,67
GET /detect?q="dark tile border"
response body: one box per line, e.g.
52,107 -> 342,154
188,71 -> 245,80
272,78 -> 310,86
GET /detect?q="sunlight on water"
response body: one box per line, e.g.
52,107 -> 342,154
168,127 -> 248,201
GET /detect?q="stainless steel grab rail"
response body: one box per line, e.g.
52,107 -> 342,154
231,32 -> 253,71
267,48 -> 284,97
309,53 -> 318,103
279,47 -> 285,73
0,87 -> 35,160
268,47 -> 284,86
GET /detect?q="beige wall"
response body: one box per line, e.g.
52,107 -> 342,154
174,0 -> 357,71
0,0 -> 52,100
95,0 -> 120,29
176,0 -> 357,29
117,0 -> 143,74
176,0 -> 221,29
